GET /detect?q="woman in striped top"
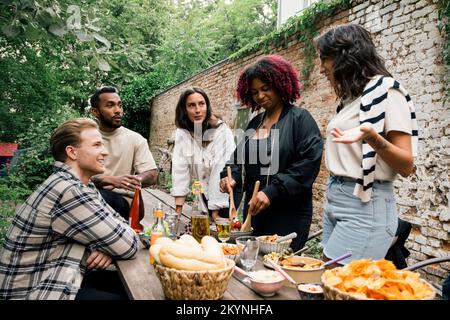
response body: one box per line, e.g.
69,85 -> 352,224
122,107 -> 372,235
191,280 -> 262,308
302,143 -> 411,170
314,24 -> 418,265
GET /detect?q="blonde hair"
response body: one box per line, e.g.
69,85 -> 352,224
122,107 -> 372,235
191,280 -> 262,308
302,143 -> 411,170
50,118 -> 98,162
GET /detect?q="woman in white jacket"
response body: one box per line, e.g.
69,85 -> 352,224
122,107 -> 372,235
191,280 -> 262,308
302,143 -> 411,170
172,87 -> 236,221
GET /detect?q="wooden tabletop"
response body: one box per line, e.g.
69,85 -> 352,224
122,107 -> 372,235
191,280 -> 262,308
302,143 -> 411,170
115,189 -> 300,300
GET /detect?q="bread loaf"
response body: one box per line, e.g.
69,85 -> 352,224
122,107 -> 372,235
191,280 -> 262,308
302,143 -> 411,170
156,235 -> 226,271
201,236 -> 226,266
149,237 -> 173,265
176,234 -> 202,250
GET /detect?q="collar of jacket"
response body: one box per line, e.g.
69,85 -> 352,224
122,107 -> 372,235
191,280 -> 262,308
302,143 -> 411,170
250,102 -> 293,130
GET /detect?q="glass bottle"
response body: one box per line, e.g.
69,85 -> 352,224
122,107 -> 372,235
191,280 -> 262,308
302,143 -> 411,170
149,202 -> 167,265
129,187 -> 144,233
190,181 -> 210,242
150,202 -> 167,246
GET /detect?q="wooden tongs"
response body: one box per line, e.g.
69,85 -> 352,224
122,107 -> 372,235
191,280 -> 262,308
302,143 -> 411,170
241,180 -> 260,232
227,166 -> 238,221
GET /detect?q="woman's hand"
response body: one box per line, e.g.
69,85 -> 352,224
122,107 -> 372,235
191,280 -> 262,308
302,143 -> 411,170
219,177 -> 236,193
332,123 -> 414,177
87,250 -> 112,270
331,123 -> 373,144
248,191 -> 270,216
211,210 -> 220,223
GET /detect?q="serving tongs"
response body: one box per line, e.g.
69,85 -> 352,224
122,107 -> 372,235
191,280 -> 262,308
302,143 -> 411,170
227,166 -> 238,221
240,180 -> 260,232
267,260 -> 297,286
275,232 -> 297,243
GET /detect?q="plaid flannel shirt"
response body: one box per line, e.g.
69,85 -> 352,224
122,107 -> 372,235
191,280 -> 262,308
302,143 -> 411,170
0,162 -> 138,300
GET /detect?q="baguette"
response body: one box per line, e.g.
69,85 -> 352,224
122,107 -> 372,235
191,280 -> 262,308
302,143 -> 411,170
159,236 -> 226,271
176,234 -> 202,250
201,236 -> 226,266
150,244 -> 163,264
159,250 -> 225,271
155,237 -> 174,246
149,237 -> 174,264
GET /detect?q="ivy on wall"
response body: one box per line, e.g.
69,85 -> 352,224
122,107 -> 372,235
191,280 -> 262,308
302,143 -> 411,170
229,0 -> 352,88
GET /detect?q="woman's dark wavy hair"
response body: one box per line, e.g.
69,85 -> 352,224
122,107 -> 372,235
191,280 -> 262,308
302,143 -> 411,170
175,87 -> 220,133
314,24 -> 392,100
236,55 -> 301,111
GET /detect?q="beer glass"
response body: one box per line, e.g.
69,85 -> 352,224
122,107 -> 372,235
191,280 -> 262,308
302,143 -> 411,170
215,218 -> 231,243
191,214 -> 210,242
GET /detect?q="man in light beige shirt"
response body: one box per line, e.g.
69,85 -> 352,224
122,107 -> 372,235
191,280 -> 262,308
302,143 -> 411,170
90,87 -> 157,219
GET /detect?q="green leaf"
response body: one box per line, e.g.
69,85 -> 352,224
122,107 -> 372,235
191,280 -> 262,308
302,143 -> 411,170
48,24 -> 67,37
0,0 -> 14,6
97,58 -> 111,72
74,30 -> 94,42
86,24 -> 101,32
94,33 -> 111,49
20,0 -> 35,10
1,25 -> 21,38
24,25 -> 41,41
44,7 -> 57,18
36,10 -> 54,27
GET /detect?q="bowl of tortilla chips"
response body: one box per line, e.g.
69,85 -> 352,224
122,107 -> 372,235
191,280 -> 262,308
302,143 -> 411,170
321,259 -> 435,300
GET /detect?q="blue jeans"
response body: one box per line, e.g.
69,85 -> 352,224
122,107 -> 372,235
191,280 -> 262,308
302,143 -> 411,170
443,275 -> 450,300
322,176 -> 398,265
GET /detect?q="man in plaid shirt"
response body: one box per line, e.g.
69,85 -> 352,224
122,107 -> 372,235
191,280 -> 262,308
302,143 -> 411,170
0,118 -> 138,300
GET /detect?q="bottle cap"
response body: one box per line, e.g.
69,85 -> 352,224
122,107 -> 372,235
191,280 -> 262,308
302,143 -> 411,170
191,180 -> 204,195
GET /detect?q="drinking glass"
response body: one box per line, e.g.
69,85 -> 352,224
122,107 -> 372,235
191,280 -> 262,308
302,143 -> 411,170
164,209 -> 180,240
191,214 -> 210,242
215,218 -> 231,243
236,236 -> 259,284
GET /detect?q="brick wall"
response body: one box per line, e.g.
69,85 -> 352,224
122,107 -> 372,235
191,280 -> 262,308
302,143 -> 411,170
148,0 -> 449,285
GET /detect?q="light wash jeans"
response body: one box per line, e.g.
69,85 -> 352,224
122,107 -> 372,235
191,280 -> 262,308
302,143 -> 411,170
322,176 -> 398,265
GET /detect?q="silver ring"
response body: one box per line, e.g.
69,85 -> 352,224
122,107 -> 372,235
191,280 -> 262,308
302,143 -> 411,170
126,182 -> 130,187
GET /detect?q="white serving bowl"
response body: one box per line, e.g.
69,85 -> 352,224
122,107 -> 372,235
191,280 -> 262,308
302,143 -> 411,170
256,235 -> 292,254
219,243 -> 241,262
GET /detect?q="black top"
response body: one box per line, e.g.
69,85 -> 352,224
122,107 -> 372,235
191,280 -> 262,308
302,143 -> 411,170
221,104 -> 323,251
244,136 -> 270,182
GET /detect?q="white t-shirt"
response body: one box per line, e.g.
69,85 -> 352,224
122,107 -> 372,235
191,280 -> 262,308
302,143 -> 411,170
171,122 -> 236,210
100,126 -> 157,198
325,89 -> 413,181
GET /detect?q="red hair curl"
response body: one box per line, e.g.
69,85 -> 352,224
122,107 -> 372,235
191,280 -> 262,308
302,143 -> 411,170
236,55 -> 301,111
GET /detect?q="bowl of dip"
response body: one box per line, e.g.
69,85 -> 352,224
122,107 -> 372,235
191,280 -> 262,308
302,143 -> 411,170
297,283 -> 324,300
248,270 -> 285,297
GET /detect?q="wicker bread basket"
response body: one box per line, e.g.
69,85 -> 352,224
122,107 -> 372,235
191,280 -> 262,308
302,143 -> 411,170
154,258 -> 235,300
321,272 -> 436,300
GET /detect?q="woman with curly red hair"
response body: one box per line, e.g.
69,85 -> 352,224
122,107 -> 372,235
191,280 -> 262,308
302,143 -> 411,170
219,55 -> 323,251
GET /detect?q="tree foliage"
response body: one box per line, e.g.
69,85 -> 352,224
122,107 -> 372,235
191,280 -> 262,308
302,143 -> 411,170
122,0 -> 277,139
6,106 -> 81,191
0,0 -> 170,114
120,72 -> 174,140
0,0 -> 278,193
0,45 -> 61,141
152,0 -> 276,84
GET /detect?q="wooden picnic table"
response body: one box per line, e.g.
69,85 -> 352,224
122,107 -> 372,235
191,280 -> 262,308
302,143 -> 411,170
115,188 -> 300,300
